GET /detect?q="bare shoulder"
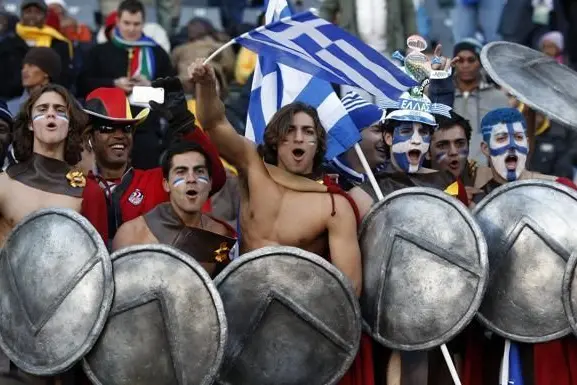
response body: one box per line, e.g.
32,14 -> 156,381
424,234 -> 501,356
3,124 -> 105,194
323,192 -> 357,224
112,216 -> 149,251
347,186 -> 374,220
0,173 -> 11,208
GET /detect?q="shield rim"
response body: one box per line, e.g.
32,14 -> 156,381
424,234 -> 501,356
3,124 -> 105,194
473,179 -> 577,342
82,243 -> 227,385
562,253 -> 577,337
0,208 -> 114,375
480,41 -> 577,129
214,245 -> 361,385
359,187 -> 489,350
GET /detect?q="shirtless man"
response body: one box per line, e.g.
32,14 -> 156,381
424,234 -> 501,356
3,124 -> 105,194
0,83 -> 106,245
0,84 -> 107,384
189,59 -> 361,296
113,140 -> 236,277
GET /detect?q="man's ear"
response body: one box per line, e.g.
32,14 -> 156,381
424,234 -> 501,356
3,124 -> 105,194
384,132 -> 393,147
481,141 -> 490,158
162,178 -> 170,194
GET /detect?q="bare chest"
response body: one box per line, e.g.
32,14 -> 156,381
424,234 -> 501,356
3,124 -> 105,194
240,192 -> 330,254
1,180 -> 82,230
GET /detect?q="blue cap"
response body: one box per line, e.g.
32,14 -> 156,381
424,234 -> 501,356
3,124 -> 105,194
341,91 -> 386,131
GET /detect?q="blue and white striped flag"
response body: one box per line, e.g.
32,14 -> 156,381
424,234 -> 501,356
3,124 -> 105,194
238,10 -> 418,111
245,0 -> 361,159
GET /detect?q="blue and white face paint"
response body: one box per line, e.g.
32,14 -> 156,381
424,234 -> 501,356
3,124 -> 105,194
172,177 -> 186,188
391,122 -> 431,173
488,122 -> 528,181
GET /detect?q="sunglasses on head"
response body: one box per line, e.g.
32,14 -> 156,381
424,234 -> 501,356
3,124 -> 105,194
94,124 -> 134,134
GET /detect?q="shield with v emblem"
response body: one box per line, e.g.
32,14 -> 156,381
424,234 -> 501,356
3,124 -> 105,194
213,246 -> 361,385
83,244 -> 226,385
0,208 -> 113,376
359,187 -> 489,350
474,179 -> 577,342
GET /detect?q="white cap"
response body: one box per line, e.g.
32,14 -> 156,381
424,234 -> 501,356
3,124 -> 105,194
45,0 -> 67,7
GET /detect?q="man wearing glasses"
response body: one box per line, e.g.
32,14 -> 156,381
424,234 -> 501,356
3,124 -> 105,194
83,78 -> 226,245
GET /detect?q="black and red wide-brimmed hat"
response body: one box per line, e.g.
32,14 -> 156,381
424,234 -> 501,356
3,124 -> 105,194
84,87 -> 149,126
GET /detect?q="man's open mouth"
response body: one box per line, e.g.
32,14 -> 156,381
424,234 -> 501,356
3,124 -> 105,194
292,148 -> 305,158
46,122 -> 57,129
408,150 -> 421,163
505,154 -> 518,170
186,189 -> 198,198
449,159 -> 460,169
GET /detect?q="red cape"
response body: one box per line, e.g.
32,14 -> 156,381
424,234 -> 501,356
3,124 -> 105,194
321,176 -> 375,385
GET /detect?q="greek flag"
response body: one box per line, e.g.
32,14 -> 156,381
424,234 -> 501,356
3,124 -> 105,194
244,0 -> 361,159
238,10 -> 418,111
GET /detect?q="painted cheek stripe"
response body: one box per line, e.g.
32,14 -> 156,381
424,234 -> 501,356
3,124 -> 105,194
56,113 -> 69,122
32,113 -> 69,122
197,176 -> 210,184
173,178 -> 185,187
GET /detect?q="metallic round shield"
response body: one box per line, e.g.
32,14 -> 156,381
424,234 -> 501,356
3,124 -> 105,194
83,244 -> 226,385
0,208 -> 113,376
480,41 -> 577,128
474,180 -> 577,342
214,246 -> 361,385
359,187 -> 488,351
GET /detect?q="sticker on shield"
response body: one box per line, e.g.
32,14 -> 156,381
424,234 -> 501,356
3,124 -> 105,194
0,208 -> 113,375
359,187 -> 488,351
214,246 -> 361,385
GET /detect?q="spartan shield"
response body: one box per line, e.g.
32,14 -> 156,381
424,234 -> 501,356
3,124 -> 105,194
474,180 -> 577,342
0,208 -> 113,376
214,246 -> 361,385
481,41 -> 577,128
359,187 -> 488,350
83,244 -> 227,385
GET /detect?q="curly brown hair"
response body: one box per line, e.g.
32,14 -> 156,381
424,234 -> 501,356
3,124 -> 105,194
13,84 -> 88,165
257,102 -> 326,173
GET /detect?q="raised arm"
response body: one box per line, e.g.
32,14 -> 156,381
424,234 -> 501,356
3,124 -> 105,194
189,59 -> 261,173
327,195 -> 362,297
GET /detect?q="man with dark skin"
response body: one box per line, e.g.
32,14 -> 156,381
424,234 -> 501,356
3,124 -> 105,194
16,0 -> 72,87
83,78 -> 226,244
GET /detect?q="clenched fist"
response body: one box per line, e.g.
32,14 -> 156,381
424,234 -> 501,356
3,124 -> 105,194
187,59 -> 218,86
